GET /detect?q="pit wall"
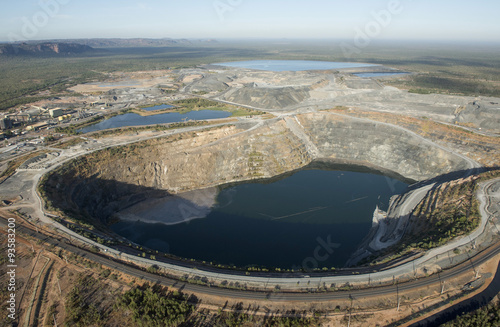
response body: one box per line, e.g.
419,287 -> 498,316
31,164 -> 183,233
94,121 -> 312,193
43,122 -> 312,221
45,113 -> 474,223
297,113 -> 472,181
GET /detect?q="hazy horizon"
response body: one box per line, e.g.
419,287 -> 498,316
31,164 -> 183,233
2,0 -> 499,44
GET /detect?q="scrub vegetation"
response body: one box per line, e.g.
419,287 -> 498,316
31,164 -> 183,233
114,284 -> 321,326
404,176 -> 481,250
62,273 -> 321,327
1,42 -> 499,112
169,98 -> 263,116
115,286 -> 194,327
440,301 -> 500,327
368,172 -> 495,267
64,274 -> 108,326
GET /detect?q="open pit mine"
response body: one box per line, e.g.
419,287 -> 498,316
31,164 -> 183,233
30,61 -> 499,291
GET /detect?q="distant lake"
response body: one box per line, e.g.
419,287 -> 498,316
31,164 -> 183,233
79,110 -> 231,133
354,72 -> 410,78
112,168 -> 408,269
214,60 -> 378,72
142,104 -> 175,111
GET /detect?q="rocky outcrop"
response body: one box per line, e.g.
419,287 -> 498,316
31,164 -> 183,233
0,42 -> 95,56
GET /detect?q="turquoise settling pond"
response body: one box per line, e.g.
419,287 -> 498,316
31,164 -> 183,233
111,168 -> 408,269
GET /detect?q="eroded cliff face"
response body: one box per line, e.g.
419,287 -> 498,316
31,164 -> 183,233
96,122 -> 311,193
43,113 -> 475,223
43,122 -> 311,222
297,113 -> 472,181
0,42 -> 95,56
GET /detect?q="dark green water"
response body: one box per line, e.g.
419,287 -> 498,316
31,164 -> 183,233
111,168 -> 408,269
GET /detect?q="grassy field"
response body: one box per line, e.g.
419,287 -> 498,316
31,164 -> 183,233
1,41 -> 499,112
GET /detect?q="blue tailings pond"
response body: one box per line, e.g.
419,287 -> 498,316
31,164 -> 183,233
214,60 -> 378,72
111,167 -> 409,269
79,110 -> 231,133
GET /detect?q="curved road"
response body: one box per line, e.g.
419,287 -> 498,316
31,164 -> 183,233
2,114 -> 497,293
2,215 -> 499,302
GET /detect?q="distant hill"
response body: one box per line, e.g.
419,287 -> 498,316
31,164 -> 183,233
0,42 -> 97,56
10,38 -> 219,49
63,38 -> 194,48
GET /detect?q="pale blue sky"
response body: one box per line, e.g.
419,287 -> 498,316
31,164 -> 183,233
1,0 -> 499,42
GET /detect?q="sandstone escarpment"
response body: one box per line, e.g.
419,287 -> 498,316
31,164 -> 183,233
0,42 -> 95,56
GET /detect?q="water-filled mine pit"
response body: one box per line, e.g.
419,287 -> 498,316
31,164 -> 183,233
42,112 -> 474,269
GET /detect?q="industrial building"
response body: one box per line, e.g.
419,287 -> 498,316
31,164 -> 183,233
26,122 -> 49,131
49,108 -> 63,118
0,118 -> 13,130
